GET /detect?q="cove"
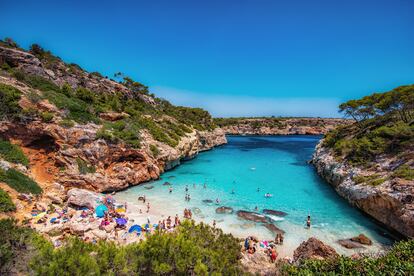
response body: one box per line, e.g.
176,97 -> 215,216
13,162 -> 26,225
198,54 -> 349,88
115,135 -> 394,256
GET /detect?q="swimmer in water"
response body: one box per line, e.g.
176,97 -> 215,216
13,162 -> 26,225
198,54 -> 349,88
185,185 -> 188,192
231,189 -> 235,194
203,183 -> 206,189
169,186 -> 173,193
215,198 -> 220,204
254,206 -> 258,211
306,215 -> 311,229
257,188 -> 260,192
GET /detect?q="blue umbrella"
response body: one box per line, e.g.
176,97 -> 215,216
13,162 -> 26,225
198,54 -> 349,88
95,204 -> 108,218
116,217 -> 127,225
128,224 -> 142,233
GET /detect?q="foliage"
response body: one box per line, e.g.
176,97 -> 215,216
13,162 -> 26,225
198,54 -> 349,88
325,85 -> 414,166
26,90 -> 42,104
0,219 -> 36,274
281,239 -> 414,275
353,174 -> 386,186
0,139 -> 29,166
0,188 -> 15,212
0,168 -> 42,194
214,117 -> 285,129
40,111 -> 54,122
150,144 -> 160,157
76,158 -> 96,175
58,119 -> 75,128
393,165 -> 414,180
30,220 -> 243,275
0,83 -> 22,120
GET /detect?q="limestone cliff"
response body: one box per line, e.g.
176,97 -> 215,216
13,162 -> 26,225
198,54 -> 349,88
312,142 -> 414,238
216,117 -> 351,135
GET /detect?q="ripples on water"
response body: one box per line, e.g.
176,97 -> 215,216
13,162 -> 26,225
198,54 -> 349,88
115,135 -> 394,256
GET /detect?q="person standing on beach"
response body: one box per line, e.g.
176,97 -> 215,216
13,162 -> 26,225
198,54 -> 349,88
147,202 -> 150,213
213,220 -> 216,228
175,214 -> 179,226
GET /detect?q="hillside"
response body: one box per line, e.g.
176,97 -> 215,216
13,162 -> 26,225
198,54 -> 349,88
0,38 -> 226,201
215,117 -> 351,135
312,84 -> 414,237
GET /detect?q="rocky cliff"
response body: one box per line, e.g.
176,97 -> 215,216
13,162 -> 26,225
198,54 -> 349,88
216,117 -> 351,135
312,142 -> 414,238
0,42 -> 226,195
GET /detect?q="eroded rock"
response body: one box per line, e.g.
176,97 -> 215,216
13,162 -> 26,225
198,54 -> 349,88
216,206 -> 234,214
236,210 -> 268,223
293,237 -> 338,263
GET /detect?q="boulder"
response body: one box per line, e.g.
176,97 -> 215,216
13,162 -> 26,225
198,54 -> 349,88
144,185 -> 154,190
216,206 -> 234,214
293,237 -> 338,263
350,234 -> 372,245
68,221 -> 93,234
202,199 -> 213,204
67,188 -> 102,209
46,192 -> 63,205
338,239 -> 364,249
263,223 -> 285,235
236,210 -> 268,223
262,209 -> 288,217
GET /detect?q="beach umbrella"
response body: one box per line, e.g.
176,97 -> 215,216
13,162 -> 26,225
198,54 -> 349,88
128,224 -> 142,233
95,204 -> 108,218
116,217 -> 127,225
50,217 -> 57,223
115,207 -> 126,213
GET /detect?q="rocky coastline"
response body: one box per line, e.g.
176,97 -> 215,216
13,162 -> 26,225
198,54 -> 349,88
218,117 -> 351,135
311,142 -> 414,238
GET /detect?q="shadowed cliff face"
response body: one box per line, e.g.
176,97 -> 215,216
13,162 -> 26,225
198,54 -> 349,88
312,142 -> 414,238
216,118 -> 352,135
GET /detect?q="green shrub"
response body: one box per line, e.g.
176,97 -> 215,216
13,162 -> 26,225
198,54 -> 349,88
0,139 -> 29,166
281,239 -> 414,275
0,168 -> 42,194
26,90 -> 42,104
353,174 -> 385,186
0,83 -> 22,120
76,158 -> 96,174
150,144 -> 160,157
58,119 -> 75,128
0,219 -> 36,274
40,111 -> 54,122
0,188 -> 15,212
393,165 -> 414,180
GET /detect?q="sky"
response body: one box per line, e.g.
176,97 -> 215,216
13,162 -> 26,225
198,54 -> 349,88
1,0 -> 413,117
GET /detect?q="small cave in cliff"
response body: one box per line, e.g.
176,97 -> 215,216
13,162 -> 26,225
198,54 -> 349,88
26,135 -> 59,153
116,152 -> 145,163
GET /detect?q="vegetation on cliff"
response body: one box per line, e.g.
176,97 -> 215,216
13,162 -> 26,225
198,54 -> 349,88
0,38 -> 216,149
0,168 -> 42,195
0,219 -> 243,275
0,139 -> 29,166
282,239 -> 414,275
0,188 -> 15,212
323,84 -> 414,175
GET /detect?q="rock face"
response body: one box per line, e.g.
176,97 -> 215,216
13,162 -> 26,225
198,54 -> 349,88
262,209 -> 288,217
293,237 -> 338,262
350,234 -> 372,245
236,210 -> 268,223
216,206 -> 234,214
67,188 -> 102,209
219,118 -> 351,135
338,239 -> 365,249
312,143 -> 414,238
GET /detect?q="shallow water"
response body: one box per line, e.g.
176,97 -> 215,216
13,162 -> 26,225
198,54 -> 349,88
115,135 -> 394,256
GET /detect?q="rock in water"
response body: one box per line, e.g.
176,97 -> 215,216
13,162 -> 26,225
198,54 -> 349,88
338,239 -> 365,249
163,182 -> 171,186
202,199 -> 213,204
67,188 -> 102,209
293,237 -> 338,263
216,206 -> 234,214
350,234 -> 372,245
236,210 -> 268,223
144,185 -> 154,190
262,209 -> 288,216
263,223 -> 285,235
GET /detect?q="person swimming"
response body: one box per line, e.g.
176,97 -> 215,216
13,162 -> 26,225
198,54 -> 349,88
215,198 -> 220,204
257,187 -> 260,192
231,189 -> 235,194
203,183 -> 206,189
185,185 -> 188,192
306,215 -> 311,228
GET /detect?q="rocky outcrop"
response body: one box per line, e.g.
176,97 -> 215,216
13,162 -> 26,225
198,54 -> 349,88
262,209 -> 287,217
263,223 -> 285,235
293,237 -> 338,262
236,210 -> 268,223
66,188 -> 102,209
216,206 -> 234,214
219,118 -> 351,135
312,143 -> 414,238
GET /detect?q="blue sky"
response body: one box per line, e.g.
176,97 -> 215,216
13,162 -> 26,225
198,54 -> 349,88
1,0 -> 413,117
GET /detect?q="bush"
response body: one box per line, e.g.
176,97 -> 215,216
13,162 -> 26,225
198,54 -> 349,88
0,188 -> 15,212
76,158 -> 96,174
281,239 -> 414,275
30,220 -> 243,275
40,111 -> 54,122
0,168 -> 42,194
58,119 -> 75,128
393,165 -> 414,180
0,139 -> 29,166
26,90 -> 42,104
0,83 -> 22,120
150,144 -> 160,157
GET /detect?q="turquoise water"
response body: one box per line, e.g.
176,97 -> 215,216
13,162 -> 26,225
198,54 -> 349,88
115,135 -> 393,256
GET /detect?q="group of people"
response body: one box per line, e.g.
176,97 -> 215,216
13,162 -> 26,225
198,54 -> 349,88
157,214 -> 181,231
244,235 -> 281,263
183,208 -> 193,219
